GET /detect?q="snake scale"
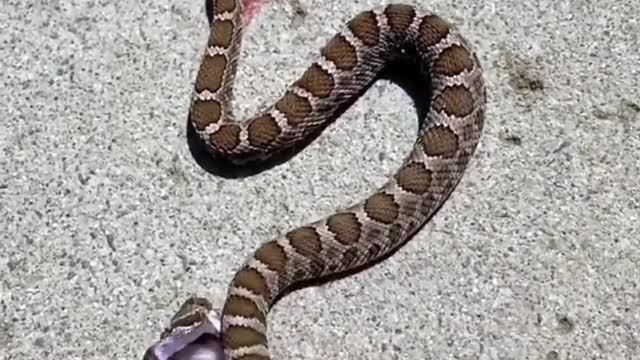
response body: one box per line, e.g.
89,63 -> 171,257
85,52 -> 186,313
144,0 -> 485,359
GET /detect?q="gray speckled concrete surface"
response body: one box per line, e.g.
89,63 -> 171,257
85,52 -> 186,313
1,0 -> 639,359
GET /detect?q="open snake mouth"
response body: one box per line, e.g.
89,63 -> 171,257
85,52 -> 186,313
144,310 -> 224,360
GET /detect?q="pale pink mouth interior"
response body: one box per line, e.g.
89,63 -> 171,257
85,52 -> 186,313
167,334 -> 224,360
145,310 -> 224,360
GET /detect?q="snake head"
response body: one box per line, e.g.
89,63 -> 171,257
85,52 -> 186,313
143,296 -> 224,360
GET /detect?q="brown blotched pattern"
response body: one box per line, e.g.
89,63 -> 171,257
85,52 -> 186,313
195,54 -> 227,93
348,11 -> 380,46
247,115 -> 281,149
145,1 -> 485,360
327,212 -> 362,245
364,193 -> 400,224
395,162 -> 433,194
191,99 -> 222,130
295,64 -> 335,98
433,85 -> 475,117
209,124 -> 241,152
384,4 -> 416,34
321,34 -> 358,71
286,226 -> 322,256
275,91 -> 312,126
422,125 -> 460,157
209,20 -> 235,48
215,0 -> 236,13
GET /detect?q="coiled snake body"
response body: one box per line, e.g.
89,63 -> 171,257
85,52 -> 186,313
144,0 -> 485,359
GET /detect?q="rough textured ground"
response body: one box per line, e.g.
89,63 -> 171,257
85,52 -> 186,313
1,0 -> 639,359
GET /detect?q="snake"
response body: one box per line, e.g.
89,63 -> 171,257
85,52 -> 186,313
143,0 -> 486,359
